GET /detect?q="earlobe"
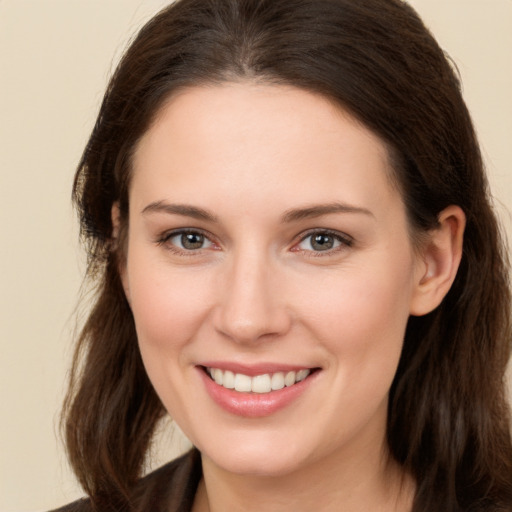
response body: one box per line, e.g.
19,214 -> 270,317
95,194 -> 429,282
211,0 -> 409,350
409,205 -> 466,316
111,202 -> 131,304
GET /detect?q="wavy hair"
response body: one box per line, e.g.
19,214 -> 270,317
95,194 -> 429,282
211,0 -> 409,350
63,0 -> 512,510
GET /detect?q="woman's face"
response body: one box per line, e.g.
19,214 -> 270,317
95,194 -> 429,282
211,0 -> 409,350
123,83 -> 425,476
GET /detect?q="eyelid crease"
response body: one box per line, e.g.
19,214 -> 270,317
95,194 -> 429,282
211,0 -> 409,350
296,228 -> 353,245
155,227 -> 218,249
290,228 -> 354,258
154,227 -> 353,259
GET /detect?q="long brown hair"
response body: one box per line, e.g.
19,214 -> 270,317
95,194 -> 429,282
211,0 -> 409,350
63,0 -> 512,510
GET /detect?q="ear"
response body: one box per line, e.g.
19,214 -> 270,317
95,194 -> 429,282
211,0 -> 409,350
111,201 -> 121,240
409,205 -> 466,316
111,202 -> 131,304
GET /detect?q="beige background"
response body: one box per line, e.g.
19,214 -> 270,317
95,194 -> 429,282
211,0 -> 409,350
1,1 -> 511,511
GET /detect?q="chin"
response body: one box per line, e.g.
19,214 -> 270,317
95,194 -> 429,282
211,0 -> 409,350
198,430 -> 317,477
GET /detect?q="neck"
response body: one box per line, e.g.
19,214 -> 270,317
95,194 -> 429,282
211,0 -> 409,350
192,437 -> 414,512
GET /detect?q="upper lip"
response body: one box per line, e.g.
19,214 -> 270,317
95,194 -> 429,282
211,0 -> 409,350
198,361 -> 318,376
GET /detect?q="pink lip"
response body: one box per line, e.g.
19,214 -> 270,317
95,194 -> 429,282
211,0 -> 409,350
197,365 -> 319,418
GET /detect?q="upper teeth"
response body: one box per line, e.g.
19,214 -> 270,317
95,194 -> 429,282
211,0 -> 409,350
207,367 -> 311,394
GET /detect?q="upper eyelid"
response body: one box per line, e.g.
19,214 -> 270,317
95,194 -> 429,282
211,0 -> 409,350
155,227 -> 353,251
295,228 -> 353,244
160,227 -> 213,239
157,227 -> 217,247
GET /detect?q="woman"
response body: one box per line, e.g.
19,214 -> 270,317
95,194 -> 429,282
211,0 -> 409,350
55,0 -> 512,510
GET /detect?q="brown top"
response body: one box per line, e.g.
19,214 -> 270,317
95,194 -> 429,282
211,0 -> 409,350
50,449 -> 202,512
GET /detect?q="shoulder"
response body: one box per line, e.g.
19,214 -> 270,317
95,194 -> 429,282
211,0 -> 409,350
48,499 -> 91,512
48,449 -> 202,512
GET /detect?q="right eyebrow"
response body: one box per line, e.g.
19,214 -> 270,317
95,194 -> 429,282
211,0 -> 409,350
141,201 -> 218,222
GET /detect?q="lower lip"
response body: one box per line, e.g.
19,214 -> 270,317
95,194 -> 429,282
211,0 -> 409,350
198,367 -> 318,418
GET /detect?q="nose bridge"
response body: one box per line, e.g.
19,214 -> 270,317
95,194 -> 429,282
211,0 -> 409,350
214,245 -> 290,344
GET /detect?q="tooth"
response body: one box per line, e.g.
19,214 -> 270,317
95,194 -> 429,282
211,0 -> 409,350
209,367 -> 310,393
252,374 -> 271,393
296,369 -> 310,382
223,370 -> 235,389
271,372 -> 285,390
234,373 -> 252,392
213,368 -> 223,385
284,371 -> 296,387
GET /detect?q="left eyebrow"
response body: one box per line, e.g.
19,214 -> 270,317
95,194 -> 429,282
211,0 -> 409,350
281,202 -> 374,223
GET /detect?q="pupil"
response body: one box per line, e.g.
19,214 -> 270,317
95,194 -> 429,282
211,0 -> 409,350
182,233 -> 204,250
312,234 -> 333,251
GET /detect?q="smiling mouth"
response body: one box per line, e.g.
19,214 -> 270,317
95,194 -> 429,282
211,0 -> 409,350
204,366 -> 317,394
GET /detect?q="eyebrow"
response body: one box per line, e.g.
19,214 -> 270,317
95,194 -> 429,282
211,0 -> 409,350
141,200 -> 373,223
142,201 -> 218,222
281,202 -> 374,223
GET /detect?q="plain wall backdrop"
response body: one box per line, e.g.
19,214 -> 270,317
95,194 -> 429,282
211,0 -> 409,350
1,1 -> 511,510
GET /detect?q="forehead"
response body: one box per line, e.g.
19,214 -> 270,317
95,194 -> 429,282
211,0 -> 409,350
130,83 -> 401,217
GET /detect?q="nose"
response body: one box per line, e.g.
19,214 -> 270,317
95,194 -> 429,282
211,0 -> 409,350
213,251 -> 292,344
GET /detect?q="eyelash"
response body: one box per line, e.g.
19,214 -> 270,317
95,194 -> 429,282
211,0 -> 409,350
292,229 -> 353,257
155,228 -> 353,256
156,229 -> 218,256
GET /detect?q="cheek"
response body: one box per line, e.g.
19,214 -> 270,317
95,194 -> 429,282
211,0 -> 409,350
297,256 -> 413,374
125,253 -> 216,419
125,252 -> 214,357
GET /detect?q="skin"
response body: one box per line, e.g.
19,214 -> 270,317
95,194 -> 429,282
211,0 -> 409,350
119,83 -> 465,511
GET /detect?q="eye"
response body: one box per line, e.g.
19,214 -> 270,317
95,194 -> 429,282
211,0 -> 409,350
294,230 -> 352,253
159,230 -> 216,252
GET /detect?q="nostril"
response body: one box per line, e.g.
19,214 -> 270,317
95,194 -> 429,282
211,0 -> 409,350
214,314 -> 293,345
